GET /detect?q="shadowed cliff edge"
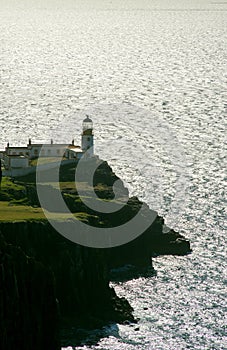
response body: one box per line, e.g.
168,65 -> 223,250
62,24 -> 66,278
0,159 -> 191,348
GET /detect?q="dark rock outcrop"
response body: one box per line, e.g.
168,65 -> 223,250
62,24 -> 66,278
0,234 -> 60,350
0,222 -> 135,337
149,230 -> 191,256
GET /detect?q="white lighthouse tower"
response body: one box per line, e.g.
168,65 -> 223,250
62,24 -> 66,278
81,115 -> 94,157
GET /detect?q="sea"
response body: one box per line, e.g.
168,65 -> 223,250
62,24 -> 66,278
0,1 -> 226,349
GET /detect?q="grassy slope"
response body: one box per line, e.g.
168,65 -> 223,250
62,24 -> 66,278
0,201 -> 45,222
0,176 -> 112,223
0,199 -> 96,223
0,178 -> 45,221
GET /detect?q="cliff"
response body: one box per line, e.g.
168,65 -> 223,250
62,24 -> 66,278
0,221 -> 135,348
0,159 -> 191,347
0,233 -> 60,350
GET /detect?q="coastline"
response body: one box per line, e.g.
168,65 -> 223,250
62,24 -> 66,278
0,159 -> 191,348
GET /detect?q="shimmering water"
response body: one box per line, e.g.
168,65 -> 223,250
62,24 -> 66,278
0,1 -> 226,349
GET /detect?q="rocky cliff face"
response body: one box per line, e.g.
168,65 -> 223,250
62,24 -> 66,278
0,234 -> 60,350
0,215 -> 190,348
107,202 -> 191,268
0,221 -> 135,348
0,159 -> 191,347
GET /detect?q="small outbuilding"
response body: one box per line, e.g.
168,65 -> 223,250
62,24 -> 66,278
5,155 -> 29,169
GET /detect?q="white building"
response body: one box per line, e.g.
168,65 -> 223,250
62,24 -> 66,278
5,155 -> 29,169
1,116 -> 95,173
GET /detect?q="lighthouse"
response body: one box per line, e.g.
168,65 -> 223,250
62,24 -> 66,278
81,115 -> 94,157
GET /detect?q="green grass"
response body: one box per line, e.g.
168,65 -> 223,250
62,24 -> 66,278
0,177 -> 27,201
0,174 -> 122,223
0,201 -> 99,223
1,177 -> 25,191
0,201 -> 46,222
30,157 -> 68,167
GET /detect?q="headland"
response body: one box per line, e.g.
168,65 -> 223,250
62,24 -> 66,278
0,158 -> 191,349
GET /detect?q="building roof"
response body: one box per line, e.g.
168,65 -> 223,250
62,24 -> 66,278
7,146 -> 29,149
28,143 -> 71,147
68,147 -> 83,153
6,155 -> 27,158
83,115 -> 92,123
68,145 -> 81,149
